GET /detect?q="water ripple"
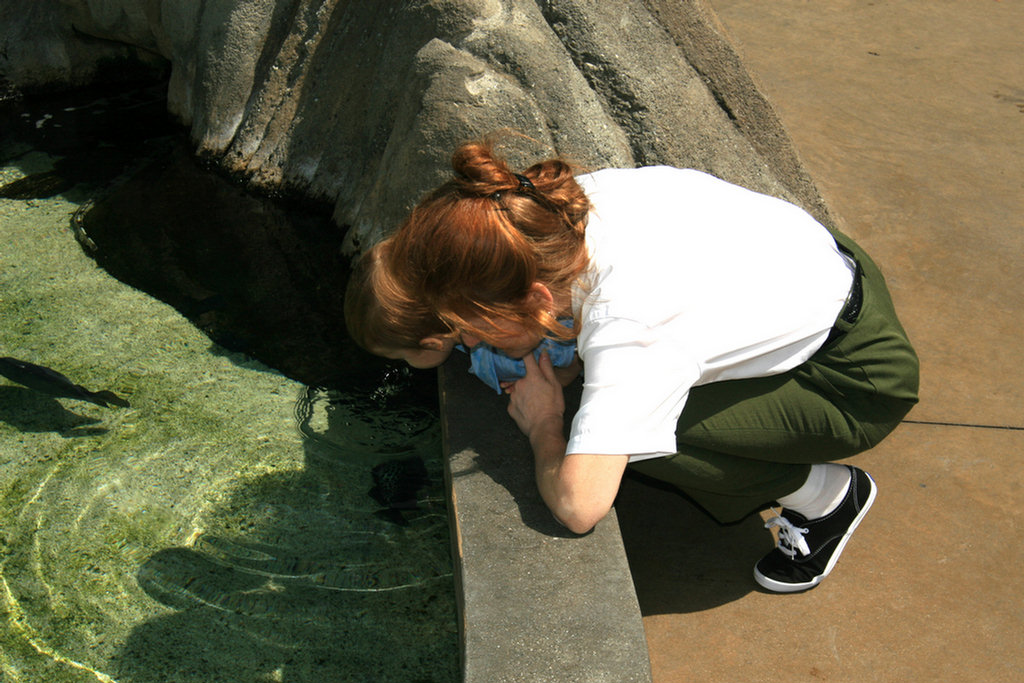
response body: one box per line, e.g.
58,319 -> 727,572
1,382 -> 456,682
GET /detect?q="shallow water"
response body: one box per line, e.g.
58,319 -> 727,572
0,87 -> 457,682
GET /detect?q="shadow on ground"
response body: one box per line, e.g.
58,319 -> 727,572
615,473 -> 772,615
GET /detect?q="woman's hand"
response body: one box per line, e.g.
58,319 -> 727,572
505,351 -> 565,439
552,353 -> 582,387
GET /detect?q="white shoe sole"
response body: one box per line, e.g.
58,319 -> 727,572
754,469 -> 877,593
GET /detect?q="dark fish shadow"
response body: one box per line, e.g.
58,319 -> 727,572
0,356 -> 130,408
0,386 -> 108,436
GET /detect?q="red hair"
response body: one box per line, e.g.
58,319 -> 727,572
344,239 -> 453,352
388,142 -> 590,343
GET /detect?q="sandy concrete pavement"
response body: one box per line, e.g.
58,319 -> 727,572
616,2 -> 1024,681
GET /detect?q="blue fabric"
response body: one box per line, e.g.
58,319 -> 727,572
462,321 -> 577,394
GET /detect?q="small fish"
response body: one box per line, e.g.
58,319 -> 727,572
369,456 -> 429,525
0,356 -> 129,408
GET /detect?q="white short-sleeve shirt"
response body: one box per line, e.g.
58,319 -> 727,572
566,167 -> 854,461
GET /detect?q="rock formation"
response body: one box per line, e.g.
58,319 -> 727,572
1,0 -> 830,253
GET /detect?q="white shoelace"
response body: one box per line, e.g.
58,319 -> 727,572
764,508 -> 811,558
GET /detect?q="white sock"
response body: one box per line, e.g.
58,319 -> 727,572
777,464 -> 851,520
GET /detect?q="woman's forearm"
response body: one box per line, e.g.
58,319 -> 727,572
511,351 -> 627,533
528,417 -> 628,534
528,416 -> 578,530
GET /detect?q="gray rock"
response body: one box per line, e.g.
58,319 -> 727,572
0,0 -> 831,253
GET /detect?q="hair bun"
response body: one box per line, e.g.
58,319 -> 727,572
451,142 -> 511,195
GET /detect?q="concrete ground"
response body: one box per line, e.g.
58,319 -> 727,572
615,2 -> 1024,682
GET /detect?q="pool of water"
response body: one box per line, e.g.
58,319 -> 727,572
0,85 -> 458,683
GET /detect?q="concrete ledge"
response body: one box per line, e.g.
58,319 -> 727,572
440,353 -> 652,683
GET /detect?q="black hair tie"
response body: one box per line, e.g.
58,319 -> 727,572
513,173 -> 534,192
491,173 -> 534,203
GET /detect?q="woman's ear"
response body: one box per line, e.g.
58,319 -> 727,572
418,335 -> 449,351
525,281 -> 554,307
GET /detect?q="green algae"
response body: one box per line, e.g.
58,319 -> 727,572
1,165 -> 456,681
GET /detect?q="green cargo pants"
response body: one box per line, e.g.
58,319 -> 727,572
628,230 -> 919,523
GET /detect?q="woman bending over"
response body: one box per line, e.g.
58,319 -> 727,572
353,142 -> 919,593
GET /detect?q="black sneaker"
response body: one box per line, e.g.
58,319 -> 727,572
754,466 -> 877,593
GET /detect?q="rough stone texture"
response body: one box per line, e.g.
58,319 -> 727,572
0,0 -> 166,92
441,352 -> 652,683
1,0 -> 830,254
642,0 -> 831,222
